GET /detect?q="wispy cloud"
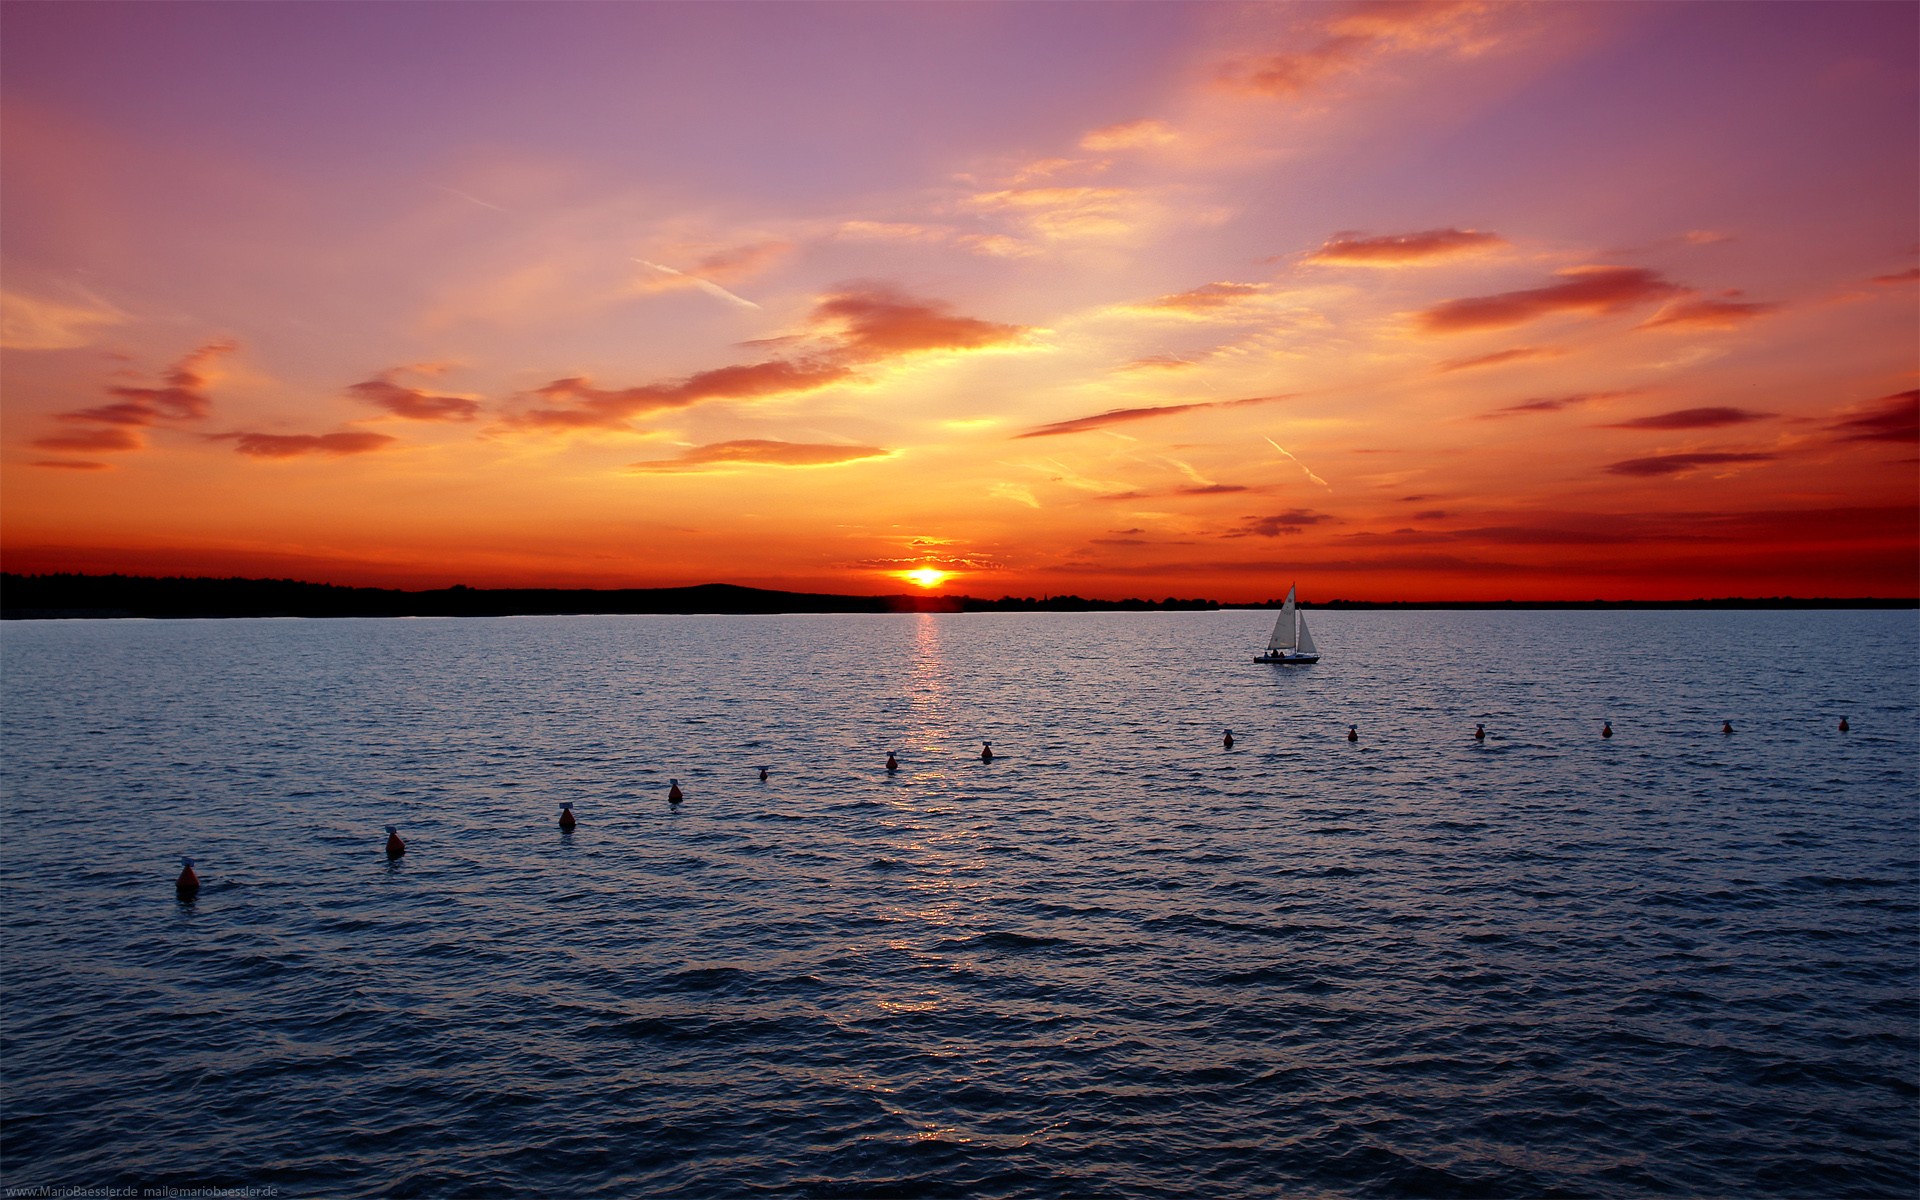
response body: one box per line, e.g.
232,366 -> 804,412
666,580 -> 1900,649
1435,345 -> 1566,373
1480,391 -> 1625,419
1639,294 -> 1779,330
514,284 -> 1028,432
32,339 -> 238,463
627,439 -> 890,472
1,288 -> 128,350
1604,451 -> 1776,477
1218,0 -> 1505,99
1826,389 -> 1918,443
1306,228 -> 1504,266
1079,118 -> 1177,151
1600,407 -> 1772,431
1263,436 -> 1331,490
1017,393 -> 1292,439
1418,266 -> 1687,333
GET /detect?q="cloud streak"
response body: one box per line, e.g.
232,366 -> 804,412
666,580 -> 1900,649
627,439 -> 890,472
1604,451 -> 1776,477
1600,407 -> 1772,431
1016,393 -> 1293,439
1306,228 -> 1504,266
1418,266 -> 1687,333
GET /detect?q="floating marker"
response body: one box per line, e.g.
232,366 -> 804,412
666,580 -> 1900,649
385,825 -> 406,859
886,752 -> 899,773
1722,722 -> 1734,735
1347,724 -> 1358,743
758,766 -> 769,782
1839,717 -> 1850,733
559,802 -> 576,831
1223,729 -> 1234,750
1474,723 -> 1486,742
668,778 -> 684,805
175,856 -> 199,902
980,742 -> 994,763
1602,722 -> 1613,739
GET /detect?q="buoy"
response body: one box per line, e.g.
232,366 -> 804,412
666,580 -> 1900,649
1839,717 -> 1850,732
668,779 -> 683,805
1722,722 -> 1734,735
758,766 -> 769,782
886,752 -> 899,773
980,742 -> 994,763
385,825 -> 406,859
1223,729 -> 1234,750
1601,722 -> 1613,739
559,802 -> 576,831
1473,723 -> 1485,742
1347,724 -> 1358,742
175,856 -> 199,902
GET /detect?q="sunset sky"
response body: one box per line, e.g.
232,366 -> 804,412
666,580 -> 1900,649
3,1 -> 1915,600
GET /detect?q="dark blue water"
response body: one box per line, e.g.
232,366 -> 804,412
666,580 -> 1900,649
3,610 -> 1915,1197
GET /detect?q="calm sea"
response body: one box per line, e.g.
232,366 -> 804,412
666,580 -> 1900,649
2,610 -> 1915,1198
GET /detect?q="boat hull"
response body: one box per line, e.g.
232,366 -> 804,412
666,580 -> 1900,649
1255,652 -> 1319,665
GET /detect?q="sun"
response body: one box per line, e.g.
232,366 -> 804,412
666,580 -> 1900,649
903,567 -> 950,589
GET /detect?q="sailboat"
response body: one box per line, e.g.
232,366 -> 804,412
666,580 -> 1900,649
1255,585 -> 1320,664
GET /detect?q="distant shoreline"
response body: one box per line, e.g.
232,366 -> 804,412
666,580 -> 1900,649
2,573 -> 1912,620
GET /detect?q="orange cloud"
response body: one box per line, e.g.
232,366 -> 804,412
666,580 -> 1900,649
513,285 -> 1024,431
1639,294 -> 1779,330
1306,228 -> 1504,265
1134,281 -> 1268,315
627,440 -> 890,472
348,373 -> 483,421
1418,267 -> 1687,333
1604,451 -> 1776,477
1870,267 -> 1920,285
1827,389 -> 1918,443
215,431 -> 399,458
811,284 -> 1028,360
1219,0 -> 1496,98
1016,393 -> 1293,438
1601,407 -> 1772,430
1079,118 -> 1176,151
1435,345 -> 1566,372
31,338 -> 238,463
516,359 -> 854,430
693,240 -> 791,281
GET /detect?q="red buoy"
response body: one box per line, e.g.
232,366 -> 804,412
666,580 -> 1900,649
668,779 -> 684,805
758,766 -> 769,782
1474,723 -> 1486,742
1722,722 -> 1734,735
1839,717 -> 1850,732
1602,722 -> 1613,738
1347,724 -> 1358,742
559,802 -> 576,831
886,752 -> 899,773
980,742 -> 993,763
385,825 -> 406,859
1223,730 -> 1234,750
175,856 -> 199,902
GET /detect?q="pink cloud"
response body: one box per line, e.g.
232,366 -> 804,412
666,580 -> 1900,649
1307,228 -> 1504,265
33,339 -> 238,457
1419,267 -> 1687,333
1017,394 -> 1293,439
514,284 -> 1024,432
1224,509 -> 1335,537
1639,295 -> 1779,330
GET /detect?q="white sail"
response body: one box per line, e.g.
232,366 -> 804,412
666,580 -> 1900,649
1295,610 -> 1317,656
1267,585 -> 1297,651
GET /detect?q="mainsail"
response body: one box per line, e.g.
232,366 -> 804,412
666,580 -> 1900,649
1267,585 -> 1298,652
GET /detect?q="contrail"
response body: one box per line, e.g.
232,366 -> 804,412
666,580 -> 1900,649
635,259 -> 761,310
1264,436 -> 1331,490
438,185 -> 508,213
